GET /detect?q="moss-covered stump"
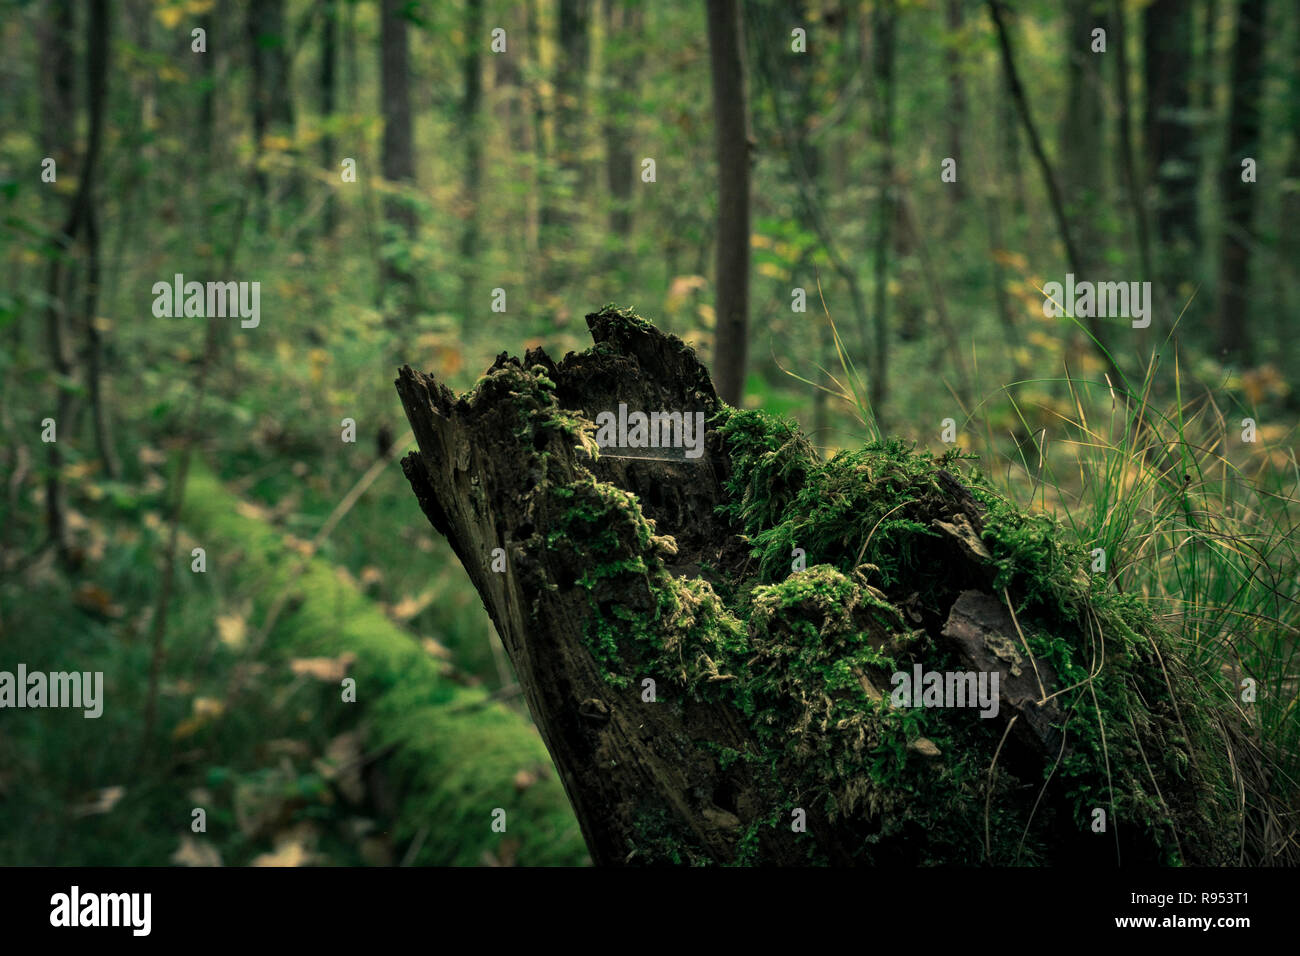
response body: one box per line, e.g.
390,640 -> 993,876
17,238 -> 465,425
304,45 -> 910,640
396,306 -> 1244,866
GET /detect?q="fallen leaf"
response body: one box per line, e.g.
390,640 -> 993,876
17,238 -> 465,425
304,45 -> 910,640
71,786 -> 126,818
317,731 -> 366,804
171,836 -> 223,867
74,583 -> 124,619
251,841 -> 309,867
422,637 -> 451,660
389,591 -> 434,621
216,613 -> 247,649
290,653 -> 356,682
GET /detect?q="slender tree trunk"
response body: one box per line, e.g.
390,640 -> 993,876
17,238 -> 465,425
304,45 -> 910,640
1061,0 -> 1106,281
379,0 -> 416,308
603,0 -> 642,244
1110,0 -> 1154,296
1280,15 -> 1300,384
997,20 -> 1028,224
40,0 -> 76,565
869,0 -> 896,415
1144,0 -> 1199,292
944,0 -> 967,213
460,0 -> 484,323
987,0 -> 1127,392
39,0 -> 76,174
705,0 -> 752,406
81,0 -> 116,479
247,0 -> 295,232
540,0 -> 590,291
1214,0 -> 1266,363
320,0 -> 338,235
198,13 -> 215,162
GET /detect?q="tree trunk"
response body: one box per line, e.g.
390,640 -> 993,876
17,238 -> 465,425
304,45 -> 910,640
1144,0 -> 1199,288
705,0 -> 752,407
198,12 -> 215,163
1214,0 -> 1266,364
247,0 -> 295,231
988,0 -> 1127,393
1061,0 -> 1106,280
393,306 -> 1251,866
319,0 -> 338,235
944,0 -> 966,211
379,0 -> 416,305
39,0 -> 75,173
1110,0 -> 1154,313
460,0 -> 484,324
603,0 -> 642,243
40,0 -> 77,564
539,0 -> 590,292
869,0 -> 895,416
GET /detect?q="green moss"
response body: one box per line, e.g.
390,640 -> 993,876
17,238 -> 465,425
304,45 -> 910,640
181,463 -> 589,866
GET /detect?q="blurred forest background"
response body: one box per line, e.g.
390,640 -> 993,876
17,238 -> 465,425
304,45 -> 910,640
0,0 -> 1297,866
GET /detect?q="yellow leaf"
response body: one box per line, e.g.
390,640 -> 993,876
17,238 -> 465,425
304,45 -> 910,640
252,840 -> 309,867
171,835 -> 222,867
155,6 -> 184,30
194,697 -> 224,718
390,590 -> 434,621
289,653 -> 356,682
216,614 -> 247,649
71,786 -> 126,818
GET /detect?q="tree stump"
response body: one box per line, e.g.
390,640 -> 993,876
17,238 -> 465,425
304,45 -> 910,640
396,306 -> 1240,866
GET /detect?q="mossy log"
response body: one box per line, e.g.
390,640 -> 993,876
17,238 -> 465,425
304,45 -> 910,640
180,463 -> 589,866
396,306 -> 1243,866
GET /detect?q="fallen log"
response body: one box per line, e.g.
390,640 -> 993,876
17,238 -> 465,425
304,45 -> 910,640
180,463 -> 589,866
396,305 -> 1244,866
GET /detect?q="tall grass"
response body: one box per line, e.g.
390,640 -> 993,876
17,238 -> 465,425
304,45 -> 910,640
796,304 -> 1300,863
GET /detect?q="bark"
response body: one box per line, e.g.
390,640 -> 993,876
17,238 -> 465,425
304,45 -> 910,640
247,0 -> 296,230
603,0 -> 642,242
1061,0 -> 1106,279
705,0 -> 752,407
197,12 -> 215,161
869,0 -> 895,415
460,0 -> 484,323
539,0 -> 590,291
380,0 -> 416,302
43,0 -> 120,560
988,0 -> 1127,393
1110,0 -> 1154,305
39,0 -> 77,563
394,308 -> 1246,866
944,0 -> 967,209
1214,0 -> 1266,363
1144,0 -> 1199,274
39,0 -> 75,172
320,0 -> 338,235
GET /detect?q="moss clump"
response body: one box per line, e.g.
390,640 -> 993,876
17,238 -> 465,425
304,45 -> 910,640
707,406 -> 1238,864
